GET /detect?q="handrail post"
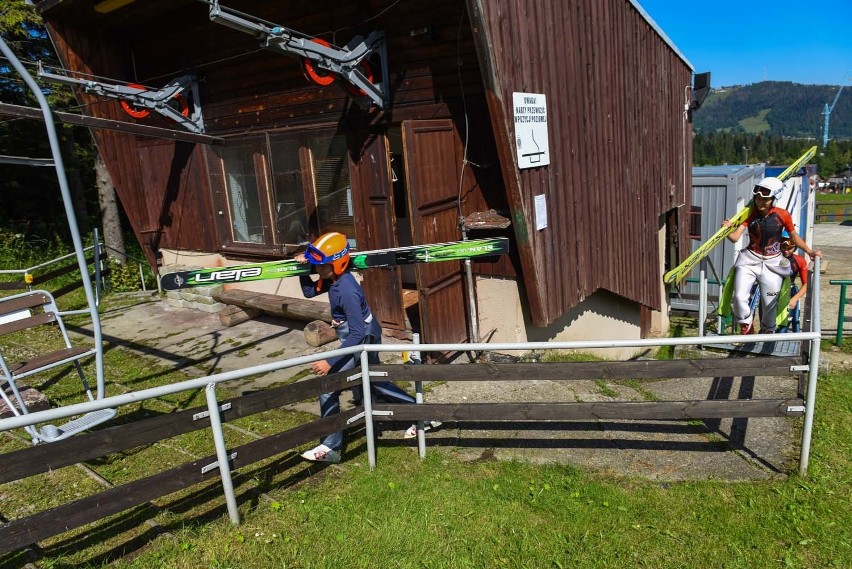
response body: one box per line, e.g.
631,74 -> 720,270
205,383 -> 240,524
837,283 -> 847,346
698,269 -> 707,337
799,258 -> 822,476
360,350 -> 377,469
411,333 -> 427,459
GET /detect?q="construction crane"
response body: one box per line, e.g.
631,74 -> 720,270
822,85 -> 845,147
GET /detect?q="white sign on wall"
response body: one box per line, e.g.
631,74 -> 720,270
512,92 -> 550,169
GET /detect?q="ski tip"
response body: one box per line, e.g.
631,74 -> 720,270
160,273 -> 185,291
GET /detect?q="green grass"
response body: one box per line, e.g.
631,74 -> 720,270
102,369 -> 852,569
816,193 -> 852,205
738,109 -> 771,134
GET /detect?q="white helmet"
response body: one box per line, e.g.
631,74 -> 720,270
753,176 -> 784,199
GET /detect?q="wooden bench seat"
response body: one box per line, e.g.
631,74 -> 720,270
7,346 -> 95,376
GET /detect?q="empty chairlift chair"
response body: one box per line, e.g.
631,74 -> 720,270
0,290 -> 115,443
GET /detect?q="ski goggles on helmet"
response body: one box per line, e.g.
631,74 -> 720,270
752,185 -> 773,198
304,242 -> 350,265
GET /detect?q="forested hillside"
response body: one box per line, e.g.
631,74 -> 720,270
692,133 -> 851,176
694,81 -> 851,139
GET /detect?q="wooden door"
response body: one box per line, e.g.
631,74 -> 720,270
402,120 -> 469,346
348,131 -> 406,332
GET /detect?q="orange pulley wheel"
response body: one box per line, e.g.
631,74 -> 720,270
171,93 -> 190,118
301,39 -> 336,86
120,83 -> 151,119
344,59 -> 375,98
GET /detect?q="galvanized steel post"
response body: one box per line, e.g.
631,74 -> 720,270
799,258 -> 822,475
360,350 -> 377,469
412,333 -> 426,458
205,383 -> 240,524
698,269 -> 707,337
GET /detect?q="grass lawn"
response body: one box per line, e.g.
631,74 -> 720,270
103,368 -> 852,569
815,193 -> 852,204
1,299 -> 851,568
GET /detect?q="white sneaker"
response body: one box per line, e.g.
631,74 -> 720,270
404,421 -> 442,439
300,444 -> 341,463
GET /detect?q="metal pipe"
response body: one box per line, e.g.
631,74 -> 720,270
799,257 -> 822,475
698,269 -> 707,337
360,350 -> 376,469
205,383 -> 240,524
0,36 -> 106,399
0,330 -> 820,433
93,228 -> 102,306
0,245 -> 99,275
411,333 -> 426,459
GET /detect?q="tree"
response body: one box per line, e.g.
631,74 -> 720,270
95,154 -> 126,263
1,0 -> 126,263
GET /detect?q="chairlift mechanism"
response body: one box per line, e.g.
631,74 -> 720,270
208,0 -> 390,109
36,64 -> 206,134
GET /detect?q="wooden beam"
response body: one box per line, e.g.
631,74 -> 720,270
0,371 -> 349,484
212,288 -> 332,323
376,399 -> 806,422
0,102 -> 224,145
0,409 -> 359,555
371,357 -> 802,382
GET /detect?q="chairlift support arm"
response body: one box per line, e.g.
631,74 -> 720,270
36,64 -> 206,134
208,0 -> 390,109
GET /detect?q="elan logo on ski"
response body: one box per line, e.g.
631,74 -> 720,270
192,267 -> 263,284
160,237 -> 509,291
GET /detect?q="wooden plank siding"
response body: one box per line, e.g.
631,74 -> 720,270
39,1 -> 511,268
468,0 -> 693,325
38,0 -> 692,330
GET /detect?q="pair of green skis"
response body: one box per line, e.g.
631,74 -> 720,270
161,237 -> 509,291
663,145 -> 817,285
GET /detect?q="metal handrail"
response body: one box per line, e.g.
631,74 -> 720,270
0,243 -> 102,276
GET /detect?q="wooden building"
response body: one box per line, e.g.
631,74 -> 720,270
35,0 -> 695,353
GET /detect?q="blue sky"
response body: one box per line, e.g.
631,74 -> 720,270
637,0 -> 851,87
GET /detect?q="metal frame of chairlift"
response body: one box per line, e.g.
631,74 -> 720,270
208,0 -> 390,109
0,35 -> 114,443
36,64 -> 206,134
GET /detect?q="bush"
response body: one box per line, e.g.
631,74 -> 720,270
108,259 -> 147,292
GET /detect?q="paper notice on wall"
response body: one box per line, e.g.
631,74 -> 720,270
534,194 -> 547,230
513,92 -> 550,169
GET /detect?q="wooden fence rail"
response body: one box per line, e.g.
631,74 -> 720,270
0,353 -> 808,555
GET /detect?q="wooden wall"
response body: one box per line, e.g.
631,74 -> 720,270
40,0 -> 693,329
40,0 -> 515,274
469,0 -> 694,326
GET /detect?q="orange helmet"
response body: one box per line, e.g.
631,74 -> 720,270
305,232 -> 350,276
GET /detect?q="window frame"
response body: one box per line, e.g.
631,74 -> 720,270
206,127 -> 354,258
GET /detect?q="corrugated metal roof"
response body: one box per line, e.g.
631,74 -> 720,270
629,1 -> 694,70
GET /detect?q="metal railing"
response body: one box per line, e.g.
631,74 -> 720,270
0,241 -> 105,306
829,279 -> 852,346
0,232 -> 157,301
0,261 -> 824,528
